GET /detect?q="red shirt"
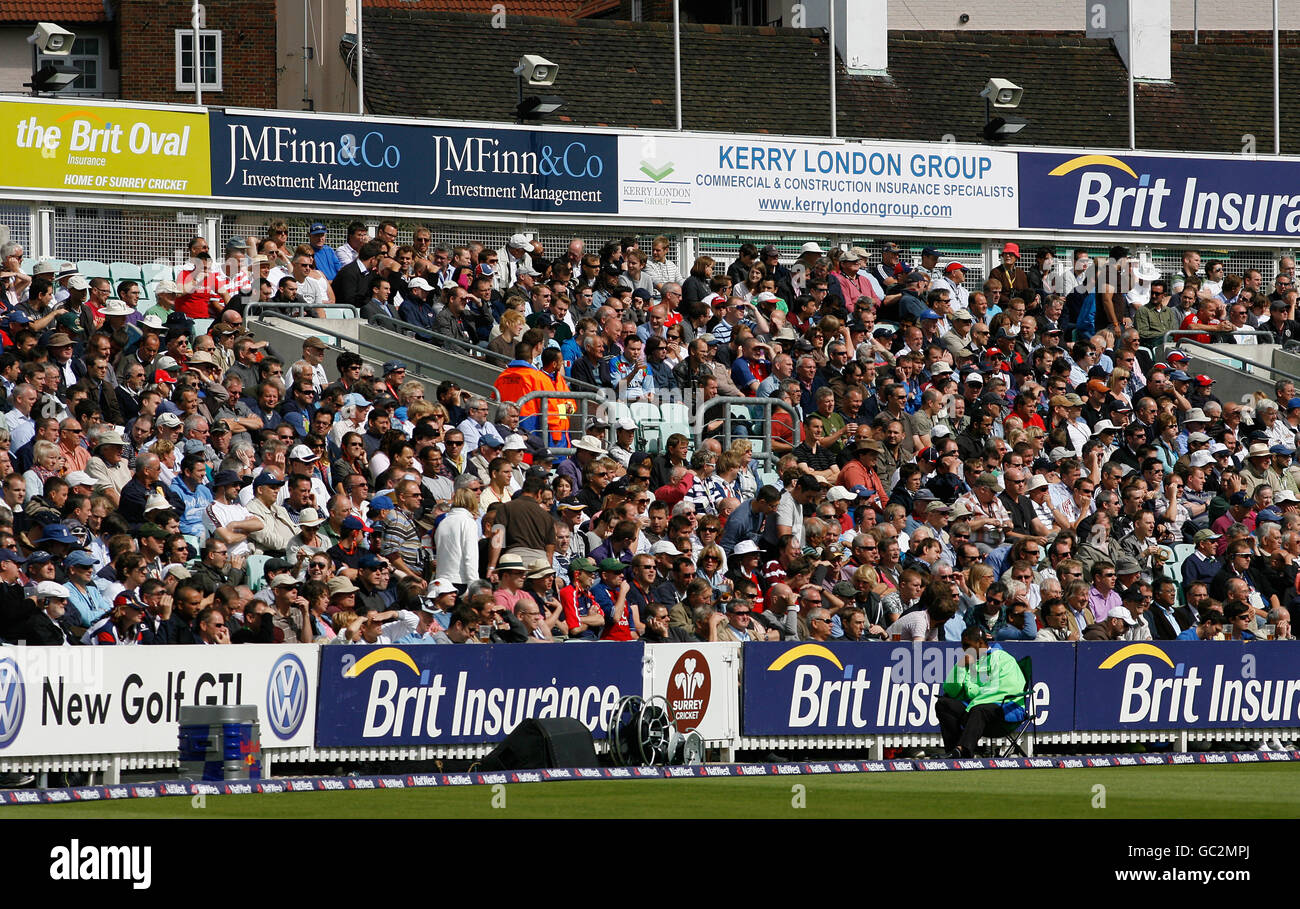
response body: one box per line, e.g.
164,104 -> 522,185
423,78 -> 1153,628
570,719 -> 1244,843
177,265 -> 226,319
1180,312 -> 1221,345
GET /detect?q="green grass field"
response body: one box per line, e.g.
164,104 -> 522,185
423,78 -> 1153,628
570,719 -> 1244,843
2,765 -> 1298,818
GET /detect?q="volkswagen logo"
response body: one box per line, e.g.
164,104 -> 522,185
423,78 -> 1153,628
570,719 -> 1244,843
265,654 -> 307,740
0,658 -> 26,749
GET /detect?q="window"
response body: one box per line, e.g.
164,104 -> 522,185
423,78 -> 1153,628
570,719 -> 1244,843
38,36 -> 101,95
174,29 -> 222,92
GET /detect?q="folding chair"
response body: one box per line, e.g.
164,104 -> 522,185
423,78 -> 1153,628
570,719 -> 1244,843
995,654 -> 1036,758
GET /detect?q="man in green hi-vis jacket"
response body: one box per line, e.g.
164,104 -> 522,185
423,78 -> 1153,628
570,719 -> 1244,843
937,626 -> 1026,758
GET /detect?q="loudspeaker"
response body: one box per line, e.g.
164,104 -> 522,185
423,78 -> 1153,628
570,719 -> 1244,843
478,718 -> 599,771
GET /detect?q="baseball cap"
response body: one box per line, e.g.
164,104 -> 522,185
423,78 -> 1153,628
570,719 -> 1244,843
252,473 -> 286,488
309,222 -> 328,235
1110,606 -> 1138,626
289,444 -> 319,462
35,581 -> 70,599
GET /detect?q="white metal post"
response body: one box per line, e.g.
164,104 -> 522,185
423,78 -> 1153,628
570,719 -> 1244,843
192,0 -> 202,106
829,0 -> 837,138
356,0 -> 364,115
673,0 -> 681,130
1274,0 -> 1280,154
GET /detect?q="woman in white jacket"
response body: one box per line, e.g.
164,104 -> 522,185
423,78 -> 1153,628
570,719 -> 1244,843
435,486 -> 480,593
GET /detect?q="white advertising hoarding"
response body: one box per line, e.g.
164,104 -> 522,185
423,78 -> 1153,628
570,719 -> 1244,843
644,642 -> 740,744
619,134 -> 1019,231
0,645 -> 318,757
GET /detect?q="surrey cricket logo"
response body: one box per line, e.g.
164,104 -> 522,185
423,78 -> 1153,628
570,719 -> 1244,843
667,650 -> 710,727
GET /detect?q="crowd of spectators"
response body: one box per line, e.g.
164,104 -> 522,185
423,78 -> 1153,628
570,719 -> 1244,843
0,226 -> 1295,658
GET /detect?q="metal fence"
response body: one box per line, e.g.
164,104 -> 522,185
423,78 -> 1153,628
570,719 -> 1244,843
695,396 -> 803,469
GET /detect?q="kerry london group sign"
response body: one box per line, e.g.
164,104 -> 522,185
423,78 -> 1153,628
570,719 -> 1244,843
208,110 -> 618,214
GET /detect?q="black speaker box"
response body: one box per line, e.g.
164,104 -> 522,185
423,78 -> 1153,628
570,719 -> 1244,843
478,717 -> 599,771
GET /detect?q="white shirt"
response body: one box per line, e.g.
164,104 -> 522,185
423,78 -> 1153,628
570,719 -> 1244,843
5,409 -> 34,450
205,500 -> 255,557
336,243 -> 358,268
434,507 -> 480,585
457,417 -> 488,452
297,274 -> 330,314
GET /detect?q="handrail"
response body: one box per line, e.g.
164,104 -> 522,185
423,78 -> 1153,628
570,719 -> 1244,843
365,312 -> 605,395
366,312 -> 511,366
694,396 -> 803,468
1159,328 -> 1277,346
245,302 -> 361,319
1158,338 -> 1300,391
250,309 -> 501,403
515,390 -> 609,456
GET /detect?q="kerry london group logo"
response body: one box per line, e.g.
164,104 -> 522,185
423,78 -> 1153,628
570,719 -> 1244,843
666,650 -> 710,728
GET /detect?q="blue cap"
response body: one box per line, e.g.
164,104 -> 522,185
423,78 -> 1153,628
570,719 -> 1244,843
921,247 -> 940,257
0,549 -> 25,564
382,360 -> 406,375
1287,397 -> 1300,410
1230,491 -> 1251,506
64,550 -> 97,568
850,485 -> 871,498
369,495 -> 394,511
1258,507 -> 1283,524
359,553 -> 388,569
1170,370 -> 1192,382
35,524 -> 77,546
341,516 -> 370,532
344,392 -> 372,407
182,439 -> 207,456
920,309 -> 940,320
478,432 -> 504,449
309,222 -> 327,235
252,473 -> 285,488
6,310 -> 31,325
1270,444 -> 1296,456
25,550 -> 53,564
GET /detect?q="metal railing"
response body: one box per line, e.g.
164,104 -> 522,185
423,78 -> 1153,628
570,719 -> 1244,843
1159,328 -> 1278,346
695,396 -> 803,469
366,312 -> 511,364
515,390 -> 608,457
1157,331 -> 1300,389
364,312 -> 604,395
245,302 -> 361,319
250,308 -> 502,404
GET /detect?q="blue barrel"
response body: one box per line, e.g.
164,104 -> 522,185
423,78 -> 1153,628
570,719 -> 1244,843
178,705 -> 262,781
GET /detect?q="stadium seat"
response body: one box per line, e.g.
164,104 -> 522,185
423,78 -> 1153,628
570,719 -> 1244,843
76,260 -> 110,279
141,262 -> 171,286
245,554 -> 271,593
757,469 -> 780,488
599,401 -> 635,425
19,258 -> 33,275
109,262 -> 143,290
1157,544 -> 1178,582
138,290 -> 156,311
193,318 -> 213,337
658,402 -> 690,425
630,401 -> 660,424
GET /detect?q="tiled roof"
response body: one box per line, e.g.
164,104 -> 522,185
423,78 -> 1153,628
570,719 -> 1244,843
360,10 -> 833,132
0,1 -> 108,23
357,13 -> 1300,153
